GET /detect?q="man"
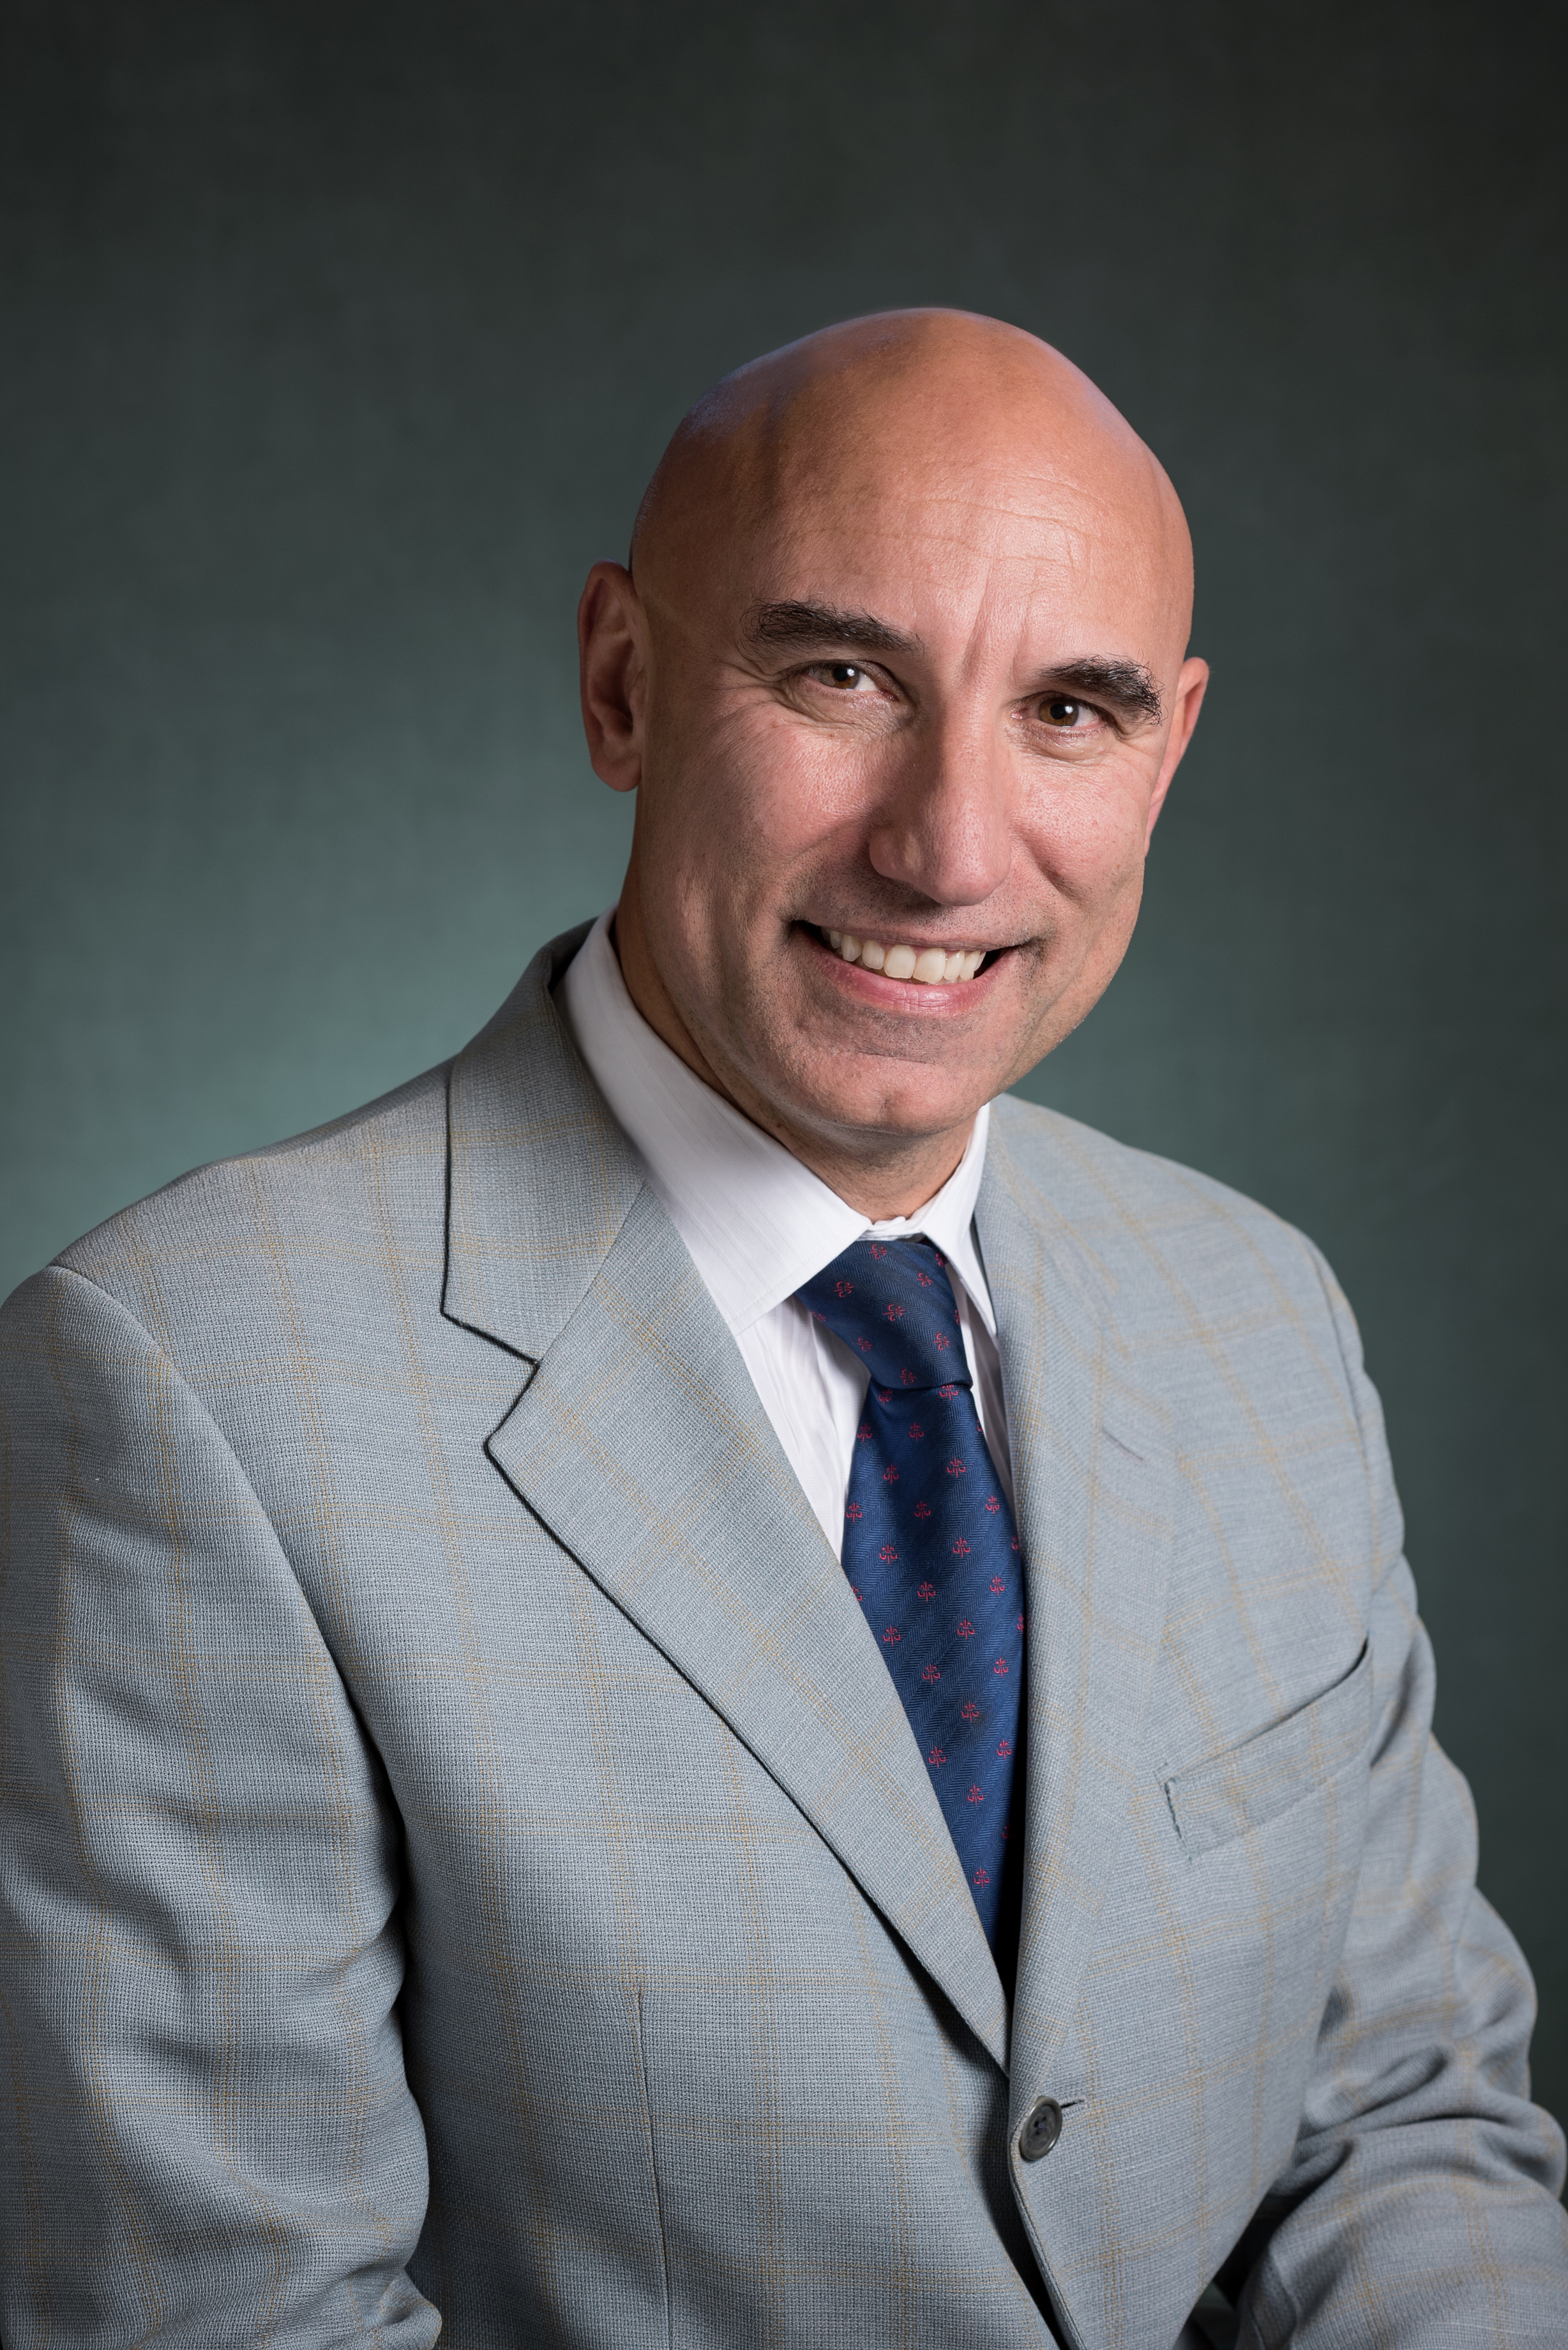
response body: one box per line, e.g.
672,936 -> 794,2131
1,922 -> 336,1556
0,310 -> 1563,2347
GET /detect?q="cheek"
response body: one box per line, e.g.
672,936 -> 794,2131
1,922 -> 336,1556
1021,767 -> 1154,904
649,702 -> 873,881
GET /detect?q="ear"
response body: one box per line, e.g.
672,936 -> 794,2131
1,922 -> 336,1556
578,561 -> 649,792
1145,655 -> 1209,845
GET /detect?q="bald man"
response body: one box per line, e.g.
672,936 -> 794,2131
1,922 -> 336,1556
1,312 -> 1564,2349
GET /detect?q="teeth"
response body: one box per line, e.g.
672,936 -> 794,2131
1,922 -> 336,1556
821,930 -> 991,984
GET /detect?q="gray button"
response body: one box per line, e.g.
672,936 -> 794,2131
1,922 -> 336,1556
1018,2095 -> 1064,2162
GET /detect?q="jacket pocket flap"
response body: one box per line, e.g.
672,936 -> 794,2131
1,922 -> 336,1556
1163,1642 -> 1373,1858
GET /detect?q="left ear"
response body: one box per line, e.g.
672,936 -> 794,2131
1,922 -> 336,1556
578,560 -> 651,793
1145,656 -> 1209,845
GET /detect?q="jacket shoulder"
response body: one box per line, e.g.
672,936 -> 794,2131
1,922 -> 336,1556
43,1064 -> 453,1351
988,1092 -> 1343,1332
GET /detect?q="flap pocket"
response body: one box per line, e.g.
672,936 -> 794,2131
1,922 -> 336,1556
1163,1642 -> 1373,1858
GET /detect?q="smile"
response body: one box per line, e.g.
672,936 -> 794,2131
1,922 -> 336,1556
818,928 -> 991,985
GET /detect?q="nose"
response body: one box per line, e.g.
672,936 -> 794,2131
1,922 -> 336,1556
864,709 -> 1014,909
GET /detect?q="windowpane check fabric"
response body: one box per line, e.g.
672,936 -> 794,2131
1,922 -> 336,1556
796,1236 -> 1024,1953
1,925 -> 1565,2347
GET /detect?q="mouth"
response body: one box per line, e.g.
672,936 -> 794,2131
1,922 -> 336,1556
814,926 -> 1001,986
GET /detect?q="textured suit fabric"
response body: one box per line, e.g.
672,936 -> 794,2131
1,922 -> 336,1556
0,923 -> 1564,2349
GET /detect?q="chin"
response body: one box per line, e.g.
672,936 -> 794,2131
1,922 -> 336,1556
782,1069 -> 990,1148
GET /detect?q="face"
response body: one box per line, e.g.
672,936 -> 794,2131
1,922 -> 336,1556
580,402 -> 1207,1199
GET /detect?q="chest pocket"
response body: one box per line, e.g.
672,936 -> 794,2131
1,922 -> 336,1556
1163,1642 -> 1373,1858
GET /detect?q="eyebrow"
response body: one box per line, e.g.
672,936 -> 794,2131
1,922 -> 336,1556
1030,658 -> 1163,725
746,602 -> 1163,727
746,600 -> 923,659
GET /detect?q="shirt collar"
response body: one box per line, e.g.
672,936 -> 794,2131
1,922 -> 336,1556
556,911 -> 995,1340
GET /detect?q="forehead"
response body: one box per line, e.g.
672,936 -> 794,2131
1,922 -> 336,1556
729,434 -> 1177,666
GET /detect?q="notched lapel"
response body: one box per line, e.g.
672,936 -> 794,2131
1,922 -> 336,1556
442,939 -> 1006,2062
978,1113 -> 1175,2095
443,923 -> 645,1362
488,1185 -> 1010,2069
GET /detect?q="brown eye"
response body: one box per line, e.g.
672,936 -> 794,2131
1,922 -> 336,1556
826,663 -> 863,688
1042,697 -> 1083,727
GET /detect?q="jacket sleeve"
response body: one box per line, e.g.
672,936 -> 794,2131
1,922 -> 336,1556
1226,1244 -> 1568,2346
0,1264 -> 439,2347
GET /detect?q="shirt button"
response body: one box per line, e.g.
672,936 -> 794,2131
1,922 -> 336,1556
1018,2096 -> 1064,2162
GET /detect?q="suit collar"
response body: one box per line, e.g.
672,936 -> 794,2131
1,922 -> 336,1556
444,943 -> 1176,2082
442,922 -> 644,1362
444,933 -> 1010,2065
557,909 -> 997,1340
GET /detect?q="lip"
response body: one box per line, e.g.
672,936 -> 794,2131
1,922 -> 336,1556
801,922 -> 1009,1008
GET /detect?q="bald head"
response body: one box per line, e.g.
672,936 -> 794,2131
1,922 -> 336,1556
578,307 -> 1208,1219
630,309 -> 1193,665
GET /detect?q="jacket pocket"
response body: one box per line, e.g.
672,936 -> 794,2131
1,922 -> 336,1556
1162,1642 -> 1373,1858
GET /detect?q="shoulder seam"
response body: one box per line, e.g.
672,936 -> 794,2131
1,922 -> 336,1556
28,1262 -> 296,1564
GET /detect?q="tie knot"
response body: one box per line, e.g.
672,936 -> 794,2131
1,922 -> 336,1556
795,1236 -> 970,1395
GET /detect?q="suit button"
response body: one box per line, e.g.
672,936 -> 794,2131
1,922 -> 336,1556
1018,2096 -> 1064,2162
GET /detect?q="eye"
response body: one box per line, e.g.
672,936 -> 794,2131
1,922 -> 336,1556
811,661 -> 871,690
1040,695 -> 1089,727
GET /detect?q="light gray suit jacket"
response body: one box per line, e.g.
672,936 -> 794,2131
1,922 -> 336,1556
1,926 -> 1565,2348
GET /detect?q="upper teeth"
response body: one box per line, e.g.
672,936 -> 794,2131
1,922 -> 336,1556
825,930 -> 986,983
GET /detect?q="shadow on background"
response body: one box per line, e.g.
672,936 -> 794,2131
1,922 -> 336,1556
3,0 -> 1564,2118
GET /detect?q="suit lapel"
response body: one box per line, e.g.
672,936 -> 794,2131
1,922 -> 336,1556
443,923 -> 645,1356
444,934 -> 1008,2067
977,1110 -> 1175,2094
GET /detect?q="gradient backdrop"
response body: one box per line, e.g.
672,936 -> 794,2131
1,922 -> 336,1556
4,2 -> 1565,2119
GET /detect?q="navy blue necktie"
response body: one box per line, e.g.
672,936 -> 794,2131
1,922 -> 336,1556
796,1236 -> 1025,1957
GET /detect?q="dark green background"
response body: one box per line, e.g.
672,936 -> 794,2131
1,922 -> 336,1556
4,2 -> 1564,2118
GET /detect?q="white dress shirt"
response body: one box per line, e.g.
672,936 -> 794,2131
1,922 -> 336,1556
557,913 -> 1013,1555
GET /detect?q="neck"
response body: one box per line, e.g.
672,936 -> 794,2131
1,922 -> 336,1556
611,897 -> 974,1222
